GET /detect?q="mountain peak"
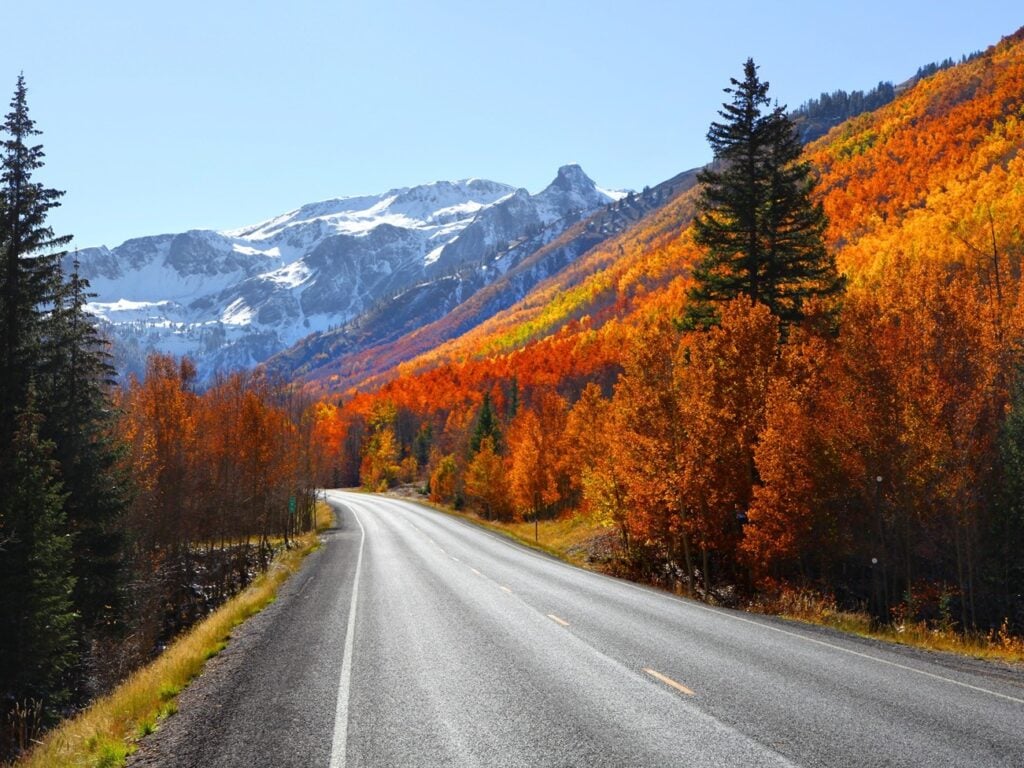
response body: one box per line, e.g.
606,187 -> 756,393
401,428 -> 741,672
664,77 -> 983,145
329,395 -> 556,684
548,163 -> 597,192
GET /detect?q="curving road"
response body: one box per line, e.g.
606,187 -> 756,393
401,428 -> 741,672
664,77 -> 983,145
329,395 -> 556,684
130,490 -> 1024,767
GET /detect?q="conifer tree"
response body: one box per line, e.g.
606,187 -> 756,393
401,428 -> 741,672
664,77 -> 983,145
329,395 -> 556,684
0,391 -> 77,728
470,391 -> 501,454
40,256 -> 127,631
992,372 -> 1024,618
0,74 -> 70,448
684,59 -> 844,331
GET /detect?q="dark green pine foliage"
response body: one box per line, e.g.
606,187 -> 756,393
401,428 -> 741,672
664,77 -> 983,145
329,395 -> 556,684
991,372 -> 1024,621
470,391 -> 501,454
0,391 -> 77,722
684,58 -> 844,332
413,422 -> 433,469
0,74 -> 70,449
505,377 -> 520,421
40,255 -> 128,633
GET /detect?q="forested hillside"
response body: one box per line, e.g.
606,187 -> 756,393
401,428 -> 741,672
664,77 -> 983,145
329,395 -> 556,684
315,27 -> 1024,638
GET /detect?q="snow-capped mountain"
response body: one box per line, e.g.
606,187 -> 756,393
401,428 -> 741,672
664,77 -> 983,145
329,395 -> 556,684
74,165 -> 624,383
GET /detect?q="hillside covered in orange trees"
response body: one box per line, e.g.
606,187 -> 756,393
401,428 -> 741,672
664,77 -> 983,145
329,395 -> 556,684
315,27 -> 1024,634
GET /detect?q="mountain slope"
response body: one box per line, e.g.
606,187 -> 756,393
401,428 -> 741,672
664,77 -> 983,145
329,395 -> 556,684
266,169 -> 695,388
318,25 -> 1024,406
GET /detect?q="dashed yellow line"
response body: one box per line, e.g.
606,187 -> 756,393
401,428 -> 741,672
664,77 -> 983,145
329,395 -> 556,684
643,667 -> 695,696
547,614 -> 570,627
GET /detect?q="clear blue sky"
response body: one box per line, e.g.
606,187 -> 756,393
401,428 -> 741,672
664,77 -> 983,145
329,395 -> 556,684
3,1 -> 1021,248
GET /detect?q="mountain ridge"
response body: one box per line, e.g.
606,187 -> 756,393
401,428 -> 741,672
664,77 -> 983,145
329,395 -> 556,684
74,166 -> 622,383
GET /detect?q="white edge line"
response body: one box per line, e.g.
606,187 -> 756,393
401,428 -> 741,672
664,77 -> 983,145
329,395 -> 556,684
366,492 -> 1024,706
328,498 -> 366,768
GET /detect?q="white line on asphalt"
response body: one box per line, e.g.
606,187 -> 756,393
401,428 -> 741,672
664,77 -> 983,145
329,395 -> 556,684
471,568 -> 481,576
644,667 -> 695,696
388,493 -> 1024,706
451,556 -> 460,562
372,495 -> 1024,708
328,499 -> 366,768
500,585 -> 513,593
547,613 -> 570,627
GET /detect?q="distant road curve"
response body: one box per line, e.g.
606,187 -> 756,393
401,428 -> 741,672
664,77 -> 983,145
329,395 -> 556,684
129,490 -> 1024,767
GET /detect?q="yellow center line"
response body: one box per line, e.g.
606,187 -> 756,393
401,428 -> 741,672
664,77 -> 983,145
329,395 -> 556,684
547,613 -> 570,627
499,585 -> 513,594
643,667 -> 695,696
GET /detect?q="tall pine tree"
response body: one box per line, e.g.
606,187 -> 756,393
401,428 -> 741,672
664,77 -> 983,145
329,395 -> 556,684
0,74 -> 69,449
0,390 -> 77,738
40,255 -> 127,635
470,391 -> 502,454
684,59 -> 844,331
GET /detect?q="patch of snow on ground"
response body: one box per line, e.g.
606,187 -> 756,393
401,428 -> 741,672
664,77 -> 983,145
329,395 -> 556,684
232,243 -> 282,258
598,187 -> 630,201
424,244 -> 445,266
262,261 -> 311,288
221,298 -> 254,326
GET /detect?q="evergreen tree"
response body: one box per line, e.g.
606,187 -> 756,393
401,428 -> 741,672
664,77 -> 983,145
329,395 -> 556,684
40,256 -> 127,632
0,390 -> 77,728
684,59 -> 844,332
0,74 -> 70,449
991,373 -> 1024,620
470,391 -> 501,454
505,377 -> 520,421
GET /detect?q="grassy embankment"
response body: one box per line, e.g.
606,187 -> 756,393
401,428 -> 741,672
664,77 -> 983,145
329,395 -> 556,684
411,493 -> 1024,665
13,502 -> 333,768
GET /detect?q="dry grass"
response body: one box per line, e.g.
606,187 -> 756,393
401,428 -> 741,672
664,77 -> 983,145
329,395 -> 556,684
753,588 -> 1024,664
412,497 -> 609,567
478,515 -> 610,566
14,531 -> 322,768
314,497 -> 334,531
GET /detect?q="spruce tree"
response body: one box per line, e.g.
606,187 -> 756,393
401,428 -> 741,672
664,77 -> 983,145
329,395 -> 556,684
991,373 -> 1024,619
40,256 -> 127,633
0,390 -> 77,728
684,59 -> 844,331
470,391 -> 501,454
0,74 -> 70,448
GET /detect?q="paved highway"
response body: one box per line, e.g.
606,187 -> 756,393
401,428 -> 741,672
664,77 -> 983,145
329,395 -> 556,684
130,490 -> 1024,767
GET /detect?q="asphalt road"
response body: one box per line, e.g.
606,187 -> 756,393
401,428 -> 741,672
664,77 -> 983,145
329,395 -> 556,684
130,490 -> 1024,767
